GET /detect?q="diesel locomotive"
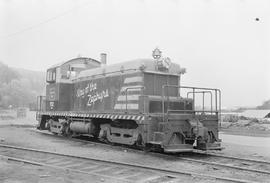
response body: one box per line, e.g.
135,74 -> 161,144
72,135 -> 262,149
36,49 -> 222,152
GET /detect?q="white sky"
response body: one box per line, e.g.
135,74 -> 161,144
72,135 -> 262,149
0,0 -> 269,108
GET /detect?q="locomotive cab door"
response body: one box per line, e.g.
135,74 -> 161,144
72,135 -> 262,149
46,68 -> 58,111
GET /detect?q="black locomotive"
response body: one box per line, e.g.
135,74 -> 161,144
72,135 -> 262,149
37,49 -> 222,152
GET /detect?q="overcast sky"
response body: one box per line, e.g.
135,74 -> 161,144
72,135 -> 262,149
0,0 -> 269,108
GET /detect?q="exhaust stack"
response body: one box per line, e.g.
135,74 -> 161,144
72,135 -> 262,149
100,53 -> 107,65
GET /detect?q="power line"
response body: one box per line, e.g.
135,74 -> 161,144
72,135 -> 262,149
0,1 -> 91,39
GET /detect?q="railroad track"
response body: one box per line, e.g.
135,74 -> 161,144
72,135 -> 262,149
180,151 -> 270,175
0,143 -> 240,183
24,129 -> 270,182
0,144 -> 184,183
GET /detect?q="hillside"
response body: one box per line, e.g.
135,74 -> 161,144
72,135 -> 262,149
14,67 -> 45,94
0,62 -> 45,109
0,62 -> 19,83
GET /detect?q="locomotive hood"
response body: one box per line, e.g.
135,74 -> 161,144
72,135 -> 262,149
75,59 -> 182,81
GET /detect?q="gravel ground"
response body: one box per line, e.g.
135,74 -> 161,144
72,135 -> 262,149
0,109 -> 36,126
220,119 -> 270,137
0,126 -> 219,183
1,110 -> 270,182
0,156 -> 122,183
215,141 -> 270,161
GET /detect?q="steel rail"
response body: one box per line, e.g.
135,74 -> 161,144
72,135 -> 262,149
193,150 -> 270,165
0,143 -> 257,183
33,129 -> 270,176
179,156 -> 270,175
33,129 -> 270,175
0,154 -> 131,183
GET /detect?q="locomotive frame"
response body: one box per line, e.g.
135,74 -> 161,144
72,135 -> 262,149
36,52 -> 222,152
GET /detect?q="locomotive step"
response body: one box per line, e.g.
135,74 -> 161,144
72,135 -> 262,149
163,144 -> 193,153
196,142 -> 223,150
148,141 -> 163,145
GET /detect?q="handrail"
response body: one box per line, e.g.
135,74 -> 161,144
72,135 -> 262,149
162,85 -> 181,121
167,110 -> 218,115
180,85 -> 220,91
181,86 -> 221,121
37,96 -> 46,112
187,91 -> 213,112
125,86 -> 145,112
162,85 -> 221,123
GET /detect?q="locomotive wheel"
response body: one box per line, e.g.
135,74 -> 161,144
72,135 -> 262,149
185,139 -> 195,145
135,135 -> 152,152
153,144 -> 164,153
63,126 -> 73,138
135,134 -> 144,148
101,129 -> 110,144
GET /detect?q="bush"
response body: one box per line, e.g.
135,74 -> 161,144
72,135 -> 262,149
239,116 -> 248,120
250,118 -> 259,123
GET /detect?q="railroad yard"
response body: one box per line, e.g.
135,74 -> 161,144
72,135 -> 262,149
0,110 -> 270,183
1,0 -> 270,182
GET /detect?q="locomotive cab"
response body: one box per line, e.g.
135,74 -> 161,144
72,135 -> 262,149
45,57 -> 101,112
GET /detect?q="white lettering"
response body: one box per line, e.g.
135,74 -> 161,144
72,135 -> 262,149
76,82 -> 97,98
87,89 -> 109,106
76,82 -> 109,106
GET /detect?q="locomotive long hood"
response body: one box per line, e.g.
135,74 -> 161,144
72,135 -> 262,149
74,59 -> 182,82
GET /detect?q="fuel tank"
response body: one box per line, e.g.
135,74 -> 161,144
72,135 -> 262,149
70,122 -> 95,134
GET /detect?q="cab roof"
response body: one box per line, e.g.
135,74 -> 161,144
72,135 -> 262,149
48,57 -> 100,70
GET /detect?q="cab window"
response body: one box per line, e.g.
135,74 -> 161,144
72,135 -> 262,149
52,72 -> 56,80
46,69 -> 56,83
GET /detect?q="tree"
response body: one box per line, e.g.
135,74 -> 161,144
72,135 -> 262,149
0,62 -> 45,108
0,62 -> 19,84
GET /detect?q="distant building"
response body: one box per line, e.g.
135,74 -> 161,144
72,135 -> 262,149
221,112 -> 240,122
240,110 -> 270,119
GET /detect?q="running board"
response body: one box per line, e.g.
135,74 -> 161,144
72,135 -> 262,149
163,144 -> 194,153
